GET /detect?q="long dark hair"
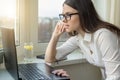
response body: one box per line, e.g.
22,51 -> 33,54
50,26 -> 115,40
64,0 -> 120,36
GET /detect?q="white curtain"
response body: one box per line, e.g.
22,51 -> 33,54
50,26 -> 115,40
93,0 -> 120,28
105,0 -> 120,28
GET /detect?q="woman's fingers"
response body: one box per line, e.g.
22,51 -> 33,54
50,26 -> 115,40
52,69 -> 69,77
60,22 -> 65,32
56,21 -> 65,33
61,73 -> 70,77
57,70 -> 69,77
52,69 -> 64,74
52,20 -> 65,38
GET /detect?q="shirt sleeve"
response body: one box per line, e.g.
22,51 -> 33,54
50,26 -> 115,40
56,36 -> 79,60
97,29 -> 120,80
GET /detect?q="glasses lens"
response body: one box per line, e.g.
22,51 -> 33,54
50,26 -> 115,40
65,14 -> 71,21
59,14 -> 64,20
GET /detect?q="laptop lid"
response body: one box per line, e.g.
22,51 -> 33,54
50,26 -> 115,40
1,27 -> 19,80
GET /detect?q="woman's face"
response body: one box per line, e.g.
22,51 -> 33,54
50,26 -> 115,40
62,4 -> 81,33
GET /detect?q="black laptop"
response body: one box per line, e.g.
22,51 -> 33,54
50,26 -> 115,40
1,27 -> 70,80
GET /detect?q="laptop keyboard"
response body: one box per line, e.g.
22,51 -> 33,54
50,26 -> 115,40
18,64 -> 51,80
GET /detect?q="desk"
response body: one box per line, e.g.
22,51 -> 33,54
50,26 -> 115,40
0,53 -> 84,80
0,62 -> 14,80
0,69 -> 14,80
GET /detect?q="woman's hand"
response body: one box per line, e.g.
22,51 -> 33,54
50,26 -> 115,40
52,21 -> 65,38
52,69 -> 70,77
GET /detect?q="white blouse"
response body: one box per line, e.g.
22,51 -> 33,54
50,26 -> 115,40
56,28 -> 120,80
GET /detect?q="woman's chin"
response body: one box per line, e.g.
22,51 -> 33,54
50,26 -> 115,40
65,29 -> 71,33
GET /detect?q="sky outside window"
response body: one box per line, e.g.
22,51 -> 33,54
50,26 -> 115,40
38,0 -> 65,18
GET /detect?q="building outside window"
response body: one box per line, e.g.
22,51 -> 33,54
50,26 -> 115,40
38,0 -> 69,43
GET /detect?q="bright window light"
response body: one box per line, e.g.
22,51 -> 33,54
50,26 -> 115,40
0,0 -> 16,18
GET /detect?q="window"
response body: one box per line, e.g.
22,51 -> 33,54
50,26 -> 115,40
38,0 -> 69,43
0,0 -> 19,48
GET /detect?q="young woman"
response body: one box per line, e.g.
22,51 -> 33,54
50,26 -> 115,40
45,0 -> 120,80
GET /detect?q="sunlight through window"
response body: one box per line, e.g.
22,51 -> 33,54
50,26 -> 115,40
0,0 -> 16,27
0,0 -> 16,18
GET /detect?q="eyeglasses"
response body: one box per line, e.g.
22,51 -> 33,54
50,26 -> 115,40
59,13 -> 79,21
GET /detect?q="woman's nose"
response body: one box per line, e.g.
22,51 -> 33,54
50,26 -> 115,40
62,18 -> 67,23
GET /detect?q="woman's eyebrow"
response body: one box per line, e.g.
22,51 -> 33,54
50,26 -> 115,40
62,12 -> 72,14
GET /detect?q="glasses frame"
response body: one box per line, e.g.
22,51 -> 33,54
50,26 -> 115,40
59,13 -> 79,21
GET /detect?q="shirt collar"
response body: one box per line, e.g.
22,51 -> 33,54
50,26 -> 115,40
77,33 -> 92,42
83,33 -> 92,42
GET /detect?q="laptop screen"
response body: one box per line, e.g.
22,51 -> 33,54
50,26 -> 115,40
1,27 -> 19,80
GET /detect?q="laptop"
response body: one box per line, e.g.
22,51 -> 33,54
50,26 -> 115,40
1,27 -> 70,80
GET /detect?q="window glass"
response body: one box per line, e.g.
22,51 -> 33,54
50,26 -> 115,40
38,0 -> 69,43
0,0 -> 17,48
